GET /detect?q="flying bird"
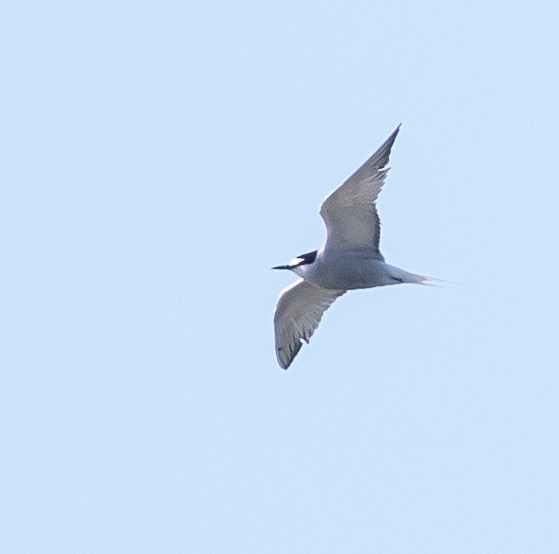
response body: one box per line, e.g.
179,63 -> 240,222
273,126 -> 432,369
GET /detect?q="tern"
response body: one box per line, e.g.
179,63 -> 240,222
273,126 -> 432,369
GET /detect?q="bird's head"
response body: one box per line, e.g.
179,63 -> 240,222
272,250 -> 318,275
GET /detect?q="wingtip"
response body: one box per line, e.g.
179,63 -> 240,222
276,345 -> 293,370
277,355 -> 291,370
368,124 -> 401,169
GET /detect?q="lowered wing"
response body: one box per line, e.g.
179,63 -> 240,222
274,279 -> 345,369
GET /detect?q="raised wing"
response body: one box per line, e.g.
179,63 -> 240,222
319,126 -> 400,257
274,279 -> 345,369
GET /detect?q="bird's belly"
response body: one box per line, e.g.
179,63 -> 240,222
304,258 -> 395,290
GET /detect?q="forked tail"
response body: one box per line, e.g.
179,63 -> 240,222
415,274 -> 446,287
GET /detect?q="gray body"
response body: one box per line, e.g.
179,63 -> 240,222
292,248 -> 425,290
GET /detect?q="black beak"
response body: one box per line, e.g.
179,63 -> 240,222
272,265 -> 291,270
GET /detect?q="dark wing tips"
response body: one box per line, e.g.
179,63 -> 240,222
366,124 -> 401,170
276,342 -> 300,370
275,331 -> 314,370
341,125 -> 401,188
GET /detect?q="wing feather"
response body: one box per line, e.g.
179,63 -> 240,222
319,126 -> 400,257
274,279 -> 345,369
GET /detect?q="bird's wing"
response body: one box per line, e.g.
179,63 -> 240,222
274,279 -> 345,369
319,126 -> 400,258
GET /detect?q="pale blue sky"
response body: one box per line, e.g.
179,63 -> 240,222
2,1 -> 559,552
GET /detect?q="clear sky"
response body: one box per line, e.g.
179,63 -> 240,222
2,1 -> 559,552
